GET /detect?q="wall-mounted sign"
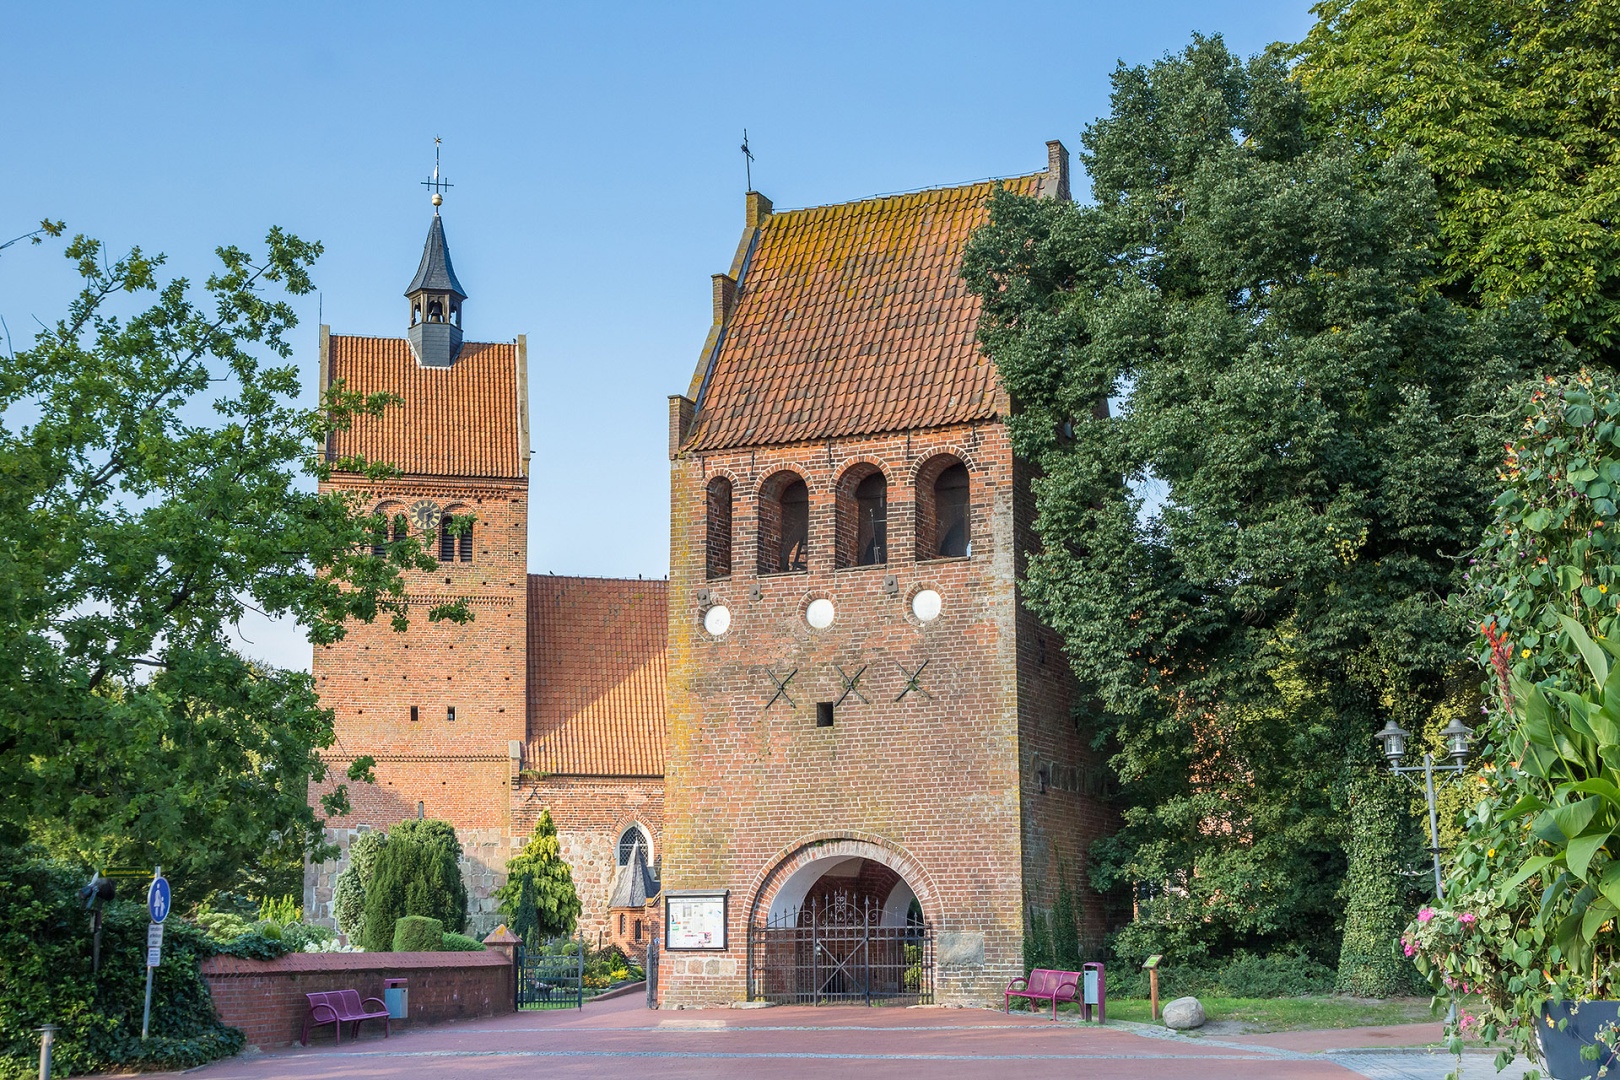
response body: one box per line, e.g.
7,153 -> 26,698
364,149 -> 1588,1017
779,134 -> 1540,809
665,890 -> 728,951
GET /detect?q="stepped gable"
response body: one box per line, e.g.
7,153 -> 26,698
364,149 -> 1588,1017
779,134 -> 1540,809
325,335 -> 523,479
525,575 -> 667,777
684,173 -> 1043,452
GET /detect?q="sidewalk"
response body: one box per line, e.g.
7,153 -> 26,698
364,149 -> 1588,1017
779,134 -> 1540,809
156,996 -> 1532,1080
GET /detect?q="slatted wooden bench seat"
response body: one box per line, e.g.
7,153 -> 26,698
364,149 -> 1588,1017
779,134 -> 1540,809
301,989 -> 390,1046
1004,968 -> 1082,1020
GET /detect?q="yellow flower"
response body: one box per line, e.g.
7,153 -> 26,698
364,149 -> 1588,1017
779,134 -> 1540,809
1522,648 -> 1532,657
1488,848 -> 1496,858
1603,585 -> 1610,594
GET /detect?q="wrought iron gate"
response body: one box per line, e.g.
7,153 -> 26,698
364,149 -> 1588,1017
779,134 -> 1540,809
516,936 -> 585,1009
747,893 -> 933,1005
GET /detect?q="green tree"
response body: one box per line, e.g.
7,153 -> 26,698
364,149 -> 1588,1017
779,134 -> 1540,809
496,810 -> 581,946
0,229 -> 470,903
1296,0 -> 1620,360
359,819 -> 466,950
962,36 -> 1559,973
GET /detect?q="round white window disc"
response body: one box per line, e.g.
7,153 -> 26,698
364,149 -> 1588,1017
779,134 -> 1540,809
912,589 -> 943,623
703,605 -> 731,637
805,598 -> 835,629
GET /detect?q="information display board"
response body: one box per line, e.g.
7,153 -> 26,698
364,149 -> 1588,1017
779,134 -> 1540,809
665,891 -> 727,950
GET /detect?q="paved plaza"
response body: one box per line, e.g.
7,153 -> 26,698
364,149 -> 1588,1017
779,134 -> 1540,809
161,995 -> 1529,1080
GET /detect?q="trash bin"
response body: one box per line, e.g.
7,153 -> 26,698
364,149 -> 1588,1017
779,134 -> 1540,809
1081,962 -> 1105,1024
383,978 -> 408,1020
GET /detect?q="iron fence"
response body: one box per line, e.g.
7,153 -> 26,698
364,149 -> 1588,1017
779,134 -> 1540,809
747,893 -> 933,1005
516,935 -> 585,1010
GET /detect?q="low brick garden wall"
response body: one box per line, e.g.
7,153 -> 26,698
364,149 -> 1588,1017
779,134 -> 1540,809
201,951 -> 513,1049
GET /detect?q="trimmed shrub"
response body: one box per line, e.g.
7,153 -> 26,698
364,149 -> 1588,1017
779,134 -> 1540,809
391,916 -> 445,952
441,932 -> 486,951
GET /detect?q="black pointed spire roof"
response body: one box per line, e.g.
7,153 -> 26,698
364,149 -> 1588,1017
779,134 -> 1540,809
405,215 -> 467,299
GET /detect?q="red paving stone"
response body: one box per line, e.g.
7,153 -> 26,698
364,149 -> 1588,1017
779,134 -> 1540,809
1227,1021 -> 1446,1051
162,995 -> 1367,1080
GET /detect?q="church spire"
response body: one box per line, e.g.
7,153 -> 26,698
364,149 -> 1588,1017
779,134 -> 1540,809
406,139 -> 466,367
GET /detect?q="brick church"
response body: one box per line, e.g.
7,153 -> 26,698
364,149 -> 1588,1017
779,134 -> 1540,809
308,140 -> 1112,1004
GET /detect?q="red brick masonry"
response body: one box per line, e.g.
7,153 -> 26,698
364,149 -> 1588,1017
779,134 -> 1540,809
201,951 -> 513,1049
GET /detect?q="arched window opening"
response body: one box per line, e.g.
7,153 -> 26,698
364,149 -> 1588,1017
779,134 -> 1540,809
450,304 -> 460,327
706,476 -> 733,579
427,299 -> 443,322
439,507 -> 472,563
619,913 -> 626,934
758,471 -> 810,574
835,465 -> 888,568
634,919 -> 643,942
916,456 -> 971,561
618,824 -> 650,866
372,502 -> 405,557
855,472 -> 887,565
411,303 -> 421,327
935,463 -> 970,557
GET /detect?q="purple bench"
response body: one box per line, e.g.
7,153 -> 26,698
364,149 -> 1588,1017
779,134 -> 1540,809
301,989 -> 390,1046
1004,968 -> 1081,1020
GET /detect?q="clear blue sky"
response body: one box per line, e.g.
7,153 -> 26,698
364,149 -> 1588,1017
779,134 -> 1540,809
3,1 -> 1314,670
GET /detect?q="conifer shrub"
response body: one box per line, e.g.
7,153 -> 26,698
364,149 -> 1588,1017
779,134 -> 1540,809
495,810 -> 580,947
360,819 -> 466,951
441,932 -> 486,951
332,829 -> 387,941
391,916 -> 445,952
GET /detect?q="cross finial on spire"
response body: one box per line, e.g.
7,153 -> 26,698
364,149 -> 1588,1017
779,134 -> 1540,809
740,129 -> 754,193
422,136 -> 453,213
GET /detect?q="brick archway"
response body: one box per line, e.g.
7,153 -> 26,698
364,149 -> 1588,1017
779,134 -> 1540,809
747,834 -> 937,928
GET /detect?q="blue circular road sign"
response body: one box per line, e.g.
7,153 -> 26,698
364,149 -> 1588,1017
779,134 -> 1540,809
147,877 -> 171,923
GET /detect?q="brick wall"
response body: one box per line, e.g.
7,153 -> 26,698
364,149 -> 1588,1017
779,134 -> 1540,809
201,950 -> 512,1049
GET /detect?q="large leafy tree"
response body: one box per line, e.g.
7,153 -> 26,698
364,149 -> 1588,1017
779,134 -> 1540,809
1296,0 -> 1620,360
963,37 -> 1560,980
0,230 -> 467,903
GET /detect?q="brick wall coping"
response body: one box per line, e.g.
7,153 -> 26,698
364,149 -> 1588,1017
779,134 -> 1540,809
201,951 -> 509,977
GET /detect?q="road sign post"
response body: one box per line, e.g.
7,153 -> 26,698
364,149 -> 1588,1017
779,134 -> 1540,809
141,867 -> 168,1041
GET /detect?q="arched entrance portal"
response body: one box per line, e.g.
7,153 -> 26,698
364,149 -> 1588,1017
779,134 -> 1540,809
748,848 -> 934,1005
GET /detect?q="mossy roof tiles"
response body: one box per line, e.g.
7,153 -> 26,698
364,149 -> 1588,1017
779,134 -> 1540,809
326,335 -> 523,479
525,575 -> 667,777
685,175 -> 1042,452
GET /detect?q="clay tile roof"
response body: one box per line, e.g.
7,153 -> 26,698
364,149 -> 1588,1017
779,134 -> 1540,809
526,576 -> 666,777
684,174 -> 1043,452
326,335 -> 524,479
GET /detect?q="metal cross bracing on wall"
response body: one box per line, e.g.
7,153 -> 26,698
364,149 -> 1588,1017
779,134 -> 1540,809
747,893 -> 934,1006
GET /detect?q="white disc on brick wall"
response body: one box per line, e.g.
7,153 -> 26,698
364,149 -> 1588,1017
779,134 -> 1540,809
912,589 -> 942,623
805,598 -> 835,629
703,604 -> 731,637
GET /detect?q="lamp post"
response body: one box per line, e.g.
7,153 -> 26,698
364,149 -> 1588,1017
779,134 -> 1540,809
1376,716 -> 1474,899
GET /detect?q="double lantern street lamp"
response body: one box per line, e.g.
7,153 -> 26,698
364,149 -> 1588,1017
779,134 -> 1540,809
1376,715 -> 1475,900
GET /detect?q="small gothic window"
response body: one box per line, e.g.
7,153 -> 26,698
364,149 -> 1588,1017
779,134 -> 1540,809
934,463 -> 971,558
758,471 -> 810,574
617,825 -> 648,866
619,913 -> 626,935
706,477 -> 733,579
634,919 -> 643,942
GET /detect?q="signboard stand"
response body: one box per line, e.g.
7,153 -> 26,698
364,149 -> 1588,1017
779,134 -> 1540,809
141,867 -> 169,1041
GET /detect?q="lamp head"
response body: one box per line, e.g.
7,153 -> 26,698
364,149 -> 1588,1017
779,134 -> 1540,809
1440,715 -> 1473,765
1377,719 -> 1411,767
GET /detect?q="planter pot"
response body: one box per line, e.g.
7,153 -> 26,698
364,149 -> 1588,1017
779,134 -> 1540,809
1541,1001 -> 1620,1080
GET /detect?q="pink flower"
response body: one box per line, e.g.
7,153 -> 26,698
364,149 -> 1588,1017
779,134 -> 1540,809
1459,913 -> 1477,926
1418,908 -> 1437,923
1404,940 -> 1416,957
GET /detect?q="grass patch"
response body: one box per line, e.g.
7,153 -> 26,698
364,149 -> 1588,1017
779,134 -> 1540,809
1075,996 -> 1441,1032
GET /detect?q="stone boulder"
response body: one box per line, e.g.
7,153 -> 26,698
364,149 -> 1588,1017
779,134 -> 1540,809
1162,996 -> 1206,1030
